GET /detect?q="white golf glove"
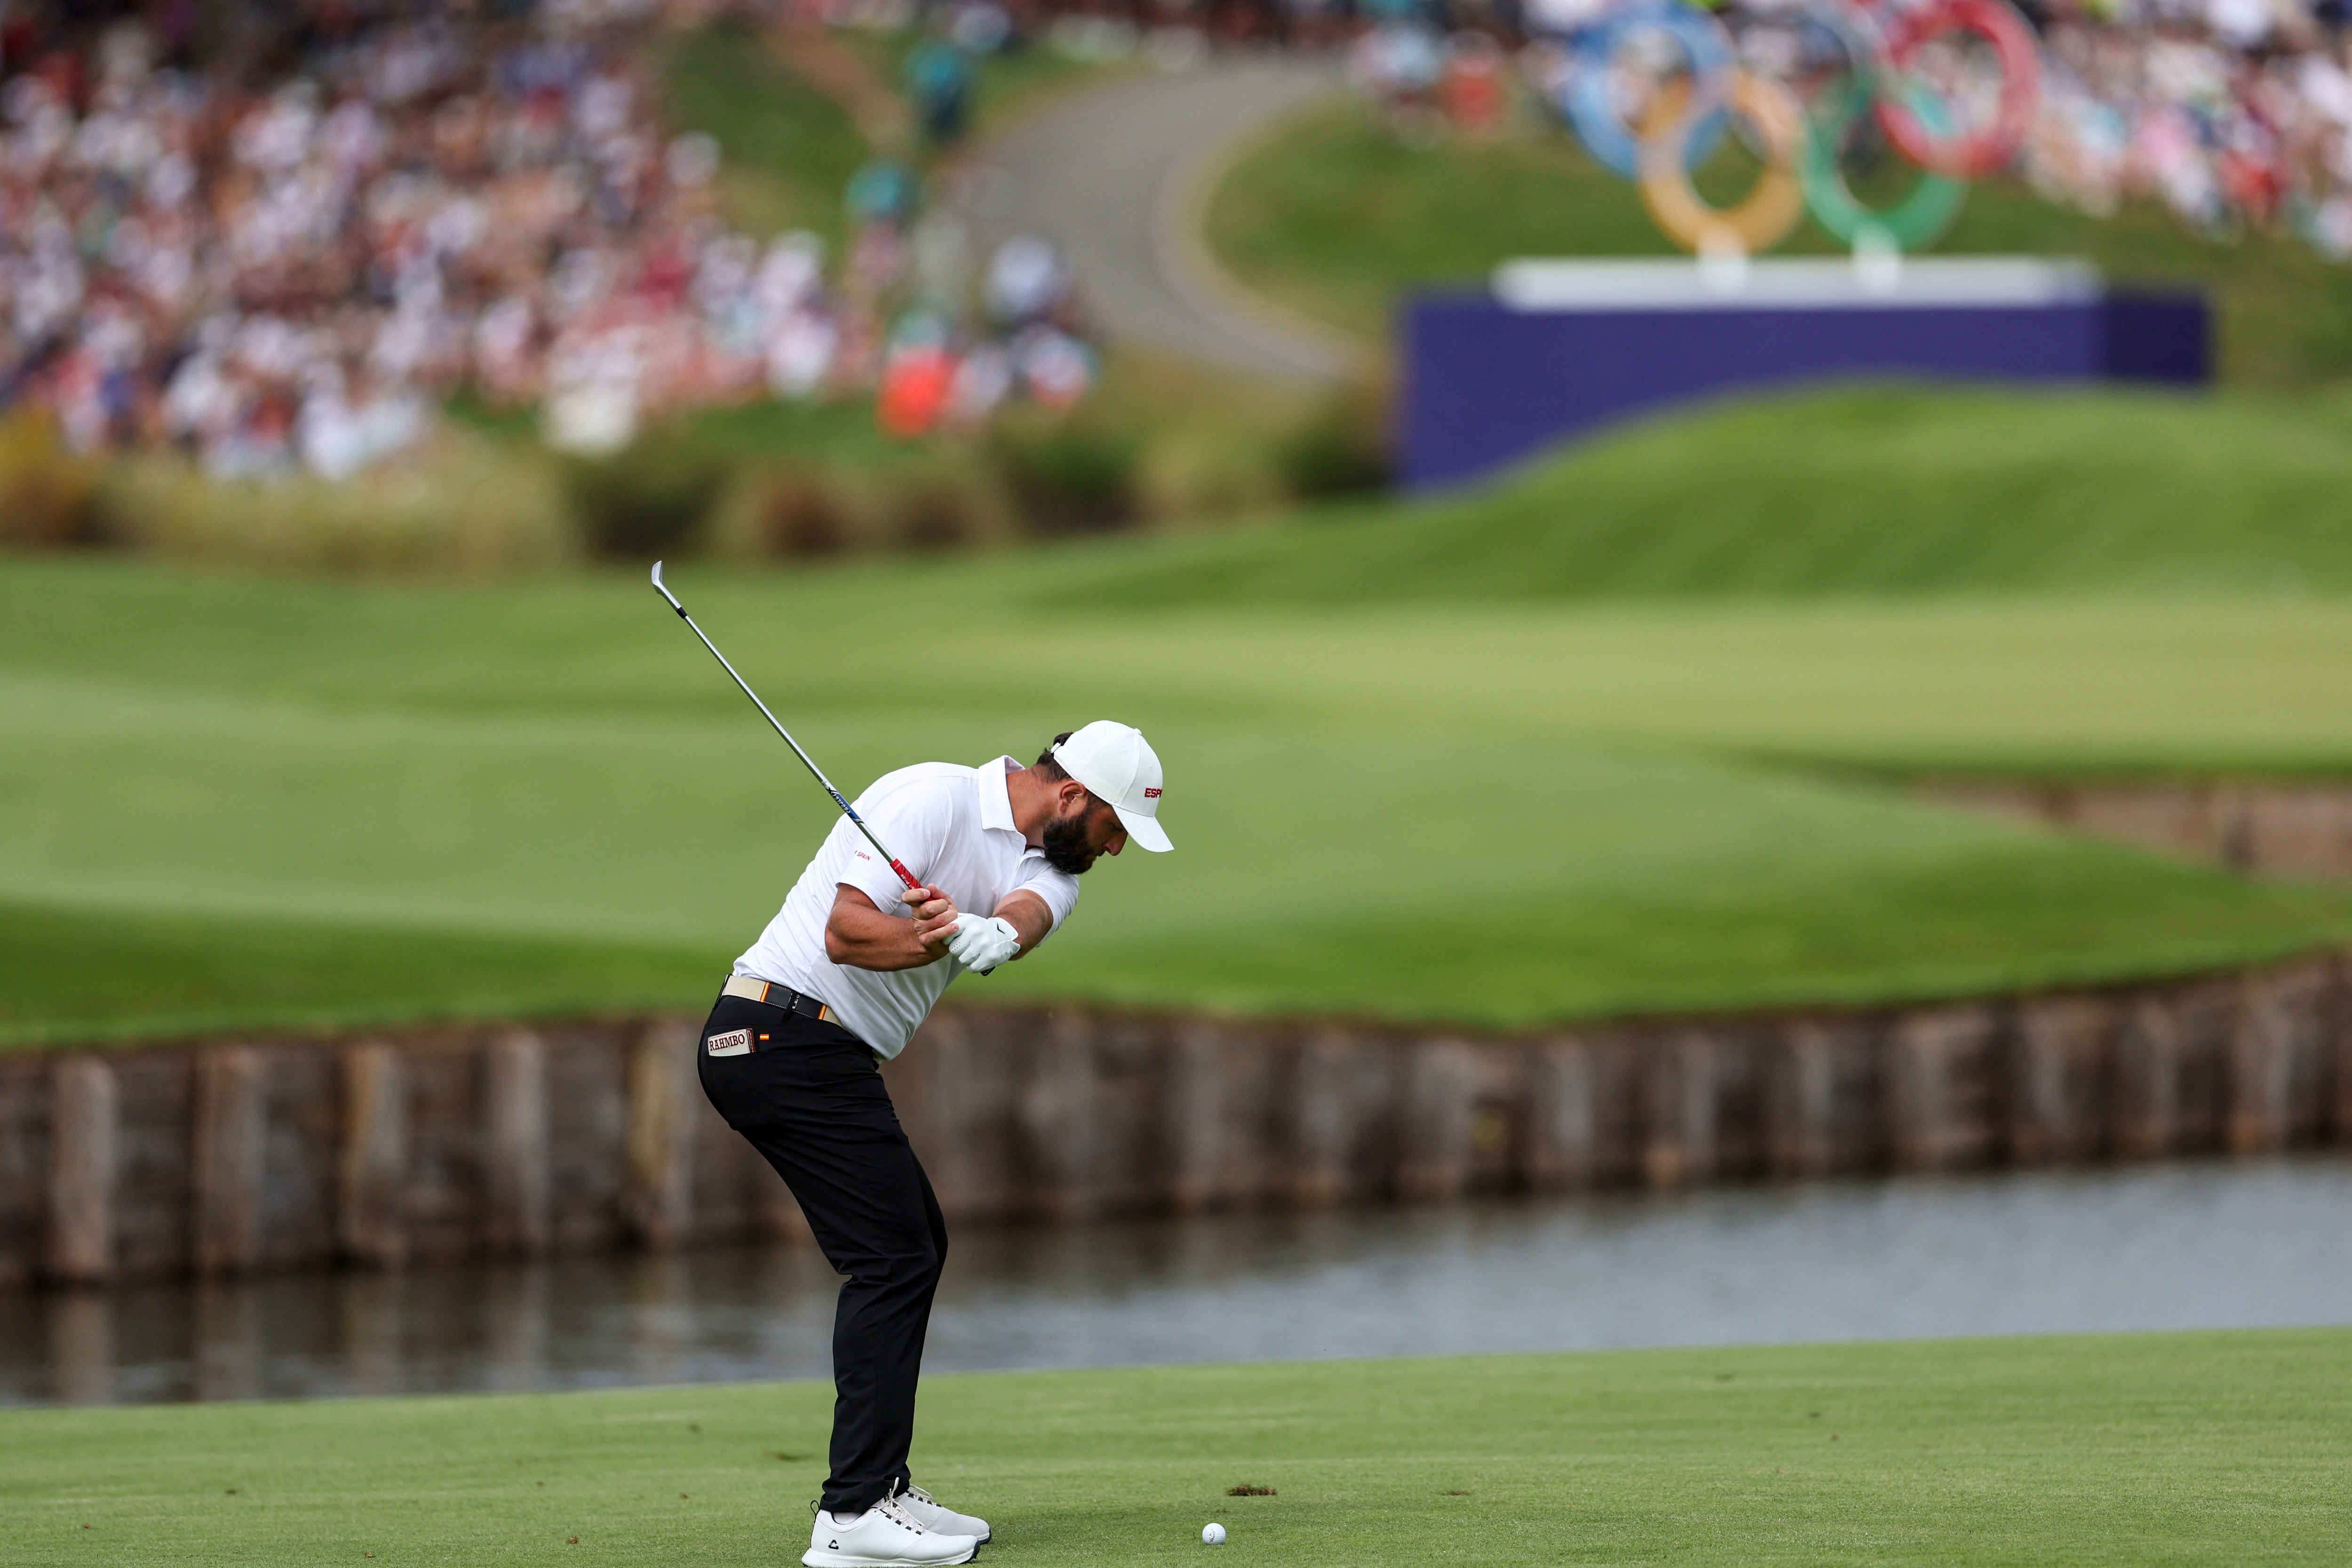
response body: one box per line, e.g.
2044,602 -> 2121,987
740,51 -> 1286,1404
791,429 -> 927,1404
946,913 -> 1021,973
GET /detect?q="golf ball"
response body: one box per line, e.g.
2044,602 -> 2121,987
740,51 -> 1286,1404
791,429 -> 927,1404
1202,1522 -> 1226,1545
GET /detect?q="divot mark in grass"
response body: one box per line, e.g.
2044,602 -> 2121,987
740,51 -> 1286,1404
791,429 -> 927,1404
1227,1485 -> 1277,1496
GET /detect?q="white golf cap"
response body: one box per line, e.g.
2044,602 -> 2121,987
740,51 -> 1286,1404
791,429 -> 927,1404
1051,721 -> 1172,853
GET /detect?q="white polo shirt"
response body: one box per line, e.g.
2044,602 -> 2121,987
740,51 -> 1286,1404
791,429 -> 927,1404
733,756 -> 1081,1058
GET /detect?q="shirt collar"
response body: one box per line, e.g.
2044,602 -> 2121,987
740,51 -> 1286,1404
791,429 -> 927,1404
977,756 -> 1020,835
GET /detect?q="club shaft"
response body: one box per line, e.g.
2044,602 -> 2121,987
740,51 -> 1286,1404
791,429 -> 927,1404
661,596 -> 921,891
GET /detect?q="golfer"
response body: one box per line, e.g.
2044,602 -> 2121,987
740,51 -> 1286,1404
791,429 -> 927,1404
696,721 -> 1172,1568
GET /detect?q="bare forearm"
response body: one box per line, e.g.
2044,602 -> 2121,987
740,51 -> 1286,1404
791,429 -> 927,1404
825,890 -> 952,971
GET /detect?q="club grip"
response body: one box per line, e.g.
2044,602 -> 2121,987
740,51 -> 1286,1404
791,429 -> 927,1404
888,859 -> 921,890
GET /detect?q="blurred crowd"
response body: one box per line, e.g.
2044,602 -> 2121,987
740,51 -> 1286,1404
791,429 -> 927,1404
1338,0 -> 2352,255
0,1 -> 1093,479
13,0 -> 2352,484
2021,5 -> 2352,250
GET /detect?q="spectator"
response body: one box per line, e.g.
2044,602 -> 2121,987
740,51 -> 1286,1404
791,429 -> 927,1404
902,35 -> 974,147
0,4 -> 1099,476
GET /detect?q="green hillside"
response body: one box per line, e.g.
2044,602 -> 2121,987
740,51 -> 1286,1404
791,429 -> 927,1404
1207,100 -> 2352,387
4,1332 -> 2346,1567
1050,385 -> 2352,605
656,17 -> 1115,248
660,18 -> 872,246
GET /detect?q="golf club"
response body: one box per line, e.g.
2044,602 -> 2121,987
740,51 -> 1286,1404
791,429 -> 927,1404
651,560 -> 922,893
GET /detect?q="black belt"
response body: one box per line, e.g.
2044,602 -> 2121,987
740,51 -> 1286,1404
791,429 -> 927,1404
721,974 -> 835,1023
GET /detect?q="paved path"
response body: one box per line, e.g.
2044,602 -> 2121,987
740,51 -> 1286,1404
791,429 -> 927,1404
970,56 -> 1359,383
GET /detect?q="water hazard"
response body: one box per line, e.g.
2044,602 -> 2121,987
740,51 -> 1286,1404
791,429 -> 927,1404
7,1157 -> 2349,1406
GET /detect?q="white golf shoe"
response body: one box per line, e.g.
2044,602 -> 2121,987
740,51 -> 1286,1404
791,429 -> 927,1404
802,1493 -> 977,1567
897,1483 -> 991,1544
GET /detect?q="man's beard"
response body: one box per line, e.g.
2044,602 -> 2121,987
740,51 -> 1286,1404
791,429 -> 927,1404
1042,811 -> 1099,876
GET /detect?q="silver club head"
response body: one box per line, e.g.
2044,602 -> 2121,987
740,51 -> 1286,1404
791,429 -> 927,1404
650,560 -> 684,613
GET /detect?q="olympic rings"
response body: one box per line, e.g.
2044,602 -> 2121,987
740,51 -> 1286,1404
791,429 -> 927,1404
1562,0 -> 1734,181
1552,0 -> 2040,255
1873,0 -> 2042,180
1800,77 -> 1969,251
1638,68 -> 1808,255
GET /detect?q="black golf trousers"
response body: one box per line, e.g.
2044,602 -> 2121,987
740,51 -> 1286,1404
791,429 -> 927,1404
695,993 -> 948,1516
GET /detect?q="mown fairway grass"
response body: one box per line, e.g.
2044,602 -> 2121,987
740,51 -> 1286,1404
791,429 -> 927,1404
13,389 -> 2352,1044
1207,101 -> 2352,386
4,1330 -> 2345,1566
0,898 -> 708,1047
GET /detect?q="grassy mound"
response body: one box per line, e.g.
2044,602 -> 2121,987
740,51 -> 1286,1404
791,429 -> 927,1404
1044,384 -> 2352,606
6,553 -> 2352,1043
4,1331 -> 2345,1565
1207,100 -> 2352,387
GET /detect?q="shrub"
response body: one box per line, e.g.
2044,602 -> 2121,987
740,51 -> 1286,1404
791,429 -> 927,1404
754,471 -> 856,558
101,431 -> 572,572
991,413 -> 1141,536
1135,431 -> 1289,521
560,428 -> 730,560
0,407 -> 107,548
890,481 -> 977,551
1277,382 -> 1392,501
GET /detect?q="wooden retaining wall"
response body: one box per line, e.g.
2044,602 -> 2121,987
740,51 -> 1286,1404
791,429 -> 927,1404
3,953 -> 2349,1289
